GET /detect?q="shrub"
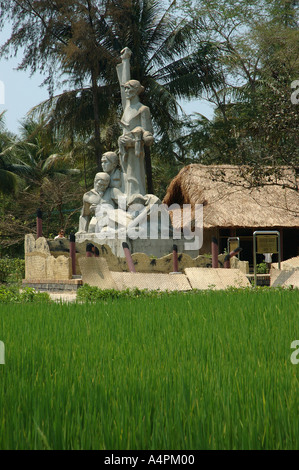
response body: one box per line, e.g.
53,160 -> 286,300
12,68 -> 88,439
256,262 -> 269,274
0,285 -> 50,303
76,284 -> 176,302
0,258 -> 25,284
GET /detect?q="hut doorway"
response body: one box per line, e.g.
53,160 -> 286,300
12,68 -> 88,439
282,228 -> 299,260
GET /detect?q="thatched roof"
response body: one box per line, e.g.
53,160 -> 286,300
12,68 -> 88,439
163,164 -> 299,229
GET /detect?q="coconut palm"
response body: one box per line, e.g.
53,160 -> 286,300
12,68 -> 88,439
0,116 -> 80,197
103,0 -> 221,190
105,1 -> 219,123
0,111 -> 23,195
24,0 -> 221,191
0,153 -> 19,195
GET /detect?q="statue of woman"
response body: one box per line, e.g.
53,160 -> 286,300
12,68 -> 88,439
116,47 -> 154,199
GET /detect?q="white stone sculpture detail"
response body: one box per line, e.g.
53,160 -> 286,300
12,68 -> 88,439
77,47 -> 172,240
116,47 -> 154,199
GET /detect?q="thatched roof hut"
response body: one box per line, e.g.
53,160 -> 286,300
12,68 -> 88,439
163,164 -> 298,229
163,164 -> 298,260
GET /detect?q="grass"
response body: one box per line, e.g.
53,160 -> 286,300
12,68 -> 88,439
0,288 -> 298,450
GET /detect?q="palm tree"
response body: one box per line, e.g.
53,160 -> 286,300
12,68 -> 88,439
27,0 -> 221,191
0,116 -> 80,198
0,111 -> 22,195
0,154 -> 19,195
0,115 -> 83,234
104,0 -> 221,191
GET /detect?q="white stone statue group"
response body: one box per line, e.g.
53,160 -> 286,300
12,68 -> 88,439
78,47 -> 161,238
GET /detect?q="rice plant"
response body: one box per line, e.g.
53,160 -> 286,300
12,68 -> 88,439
0,288 -> 298,449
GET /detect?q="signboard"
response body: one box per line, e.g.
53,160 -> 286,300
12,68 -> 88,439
228,239 -> 239,252
253,231 -> 281,286
256,235 -> 278,254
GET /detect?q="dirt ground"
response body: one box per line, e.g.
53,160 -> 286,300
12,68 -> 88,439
48,292 -> 77,302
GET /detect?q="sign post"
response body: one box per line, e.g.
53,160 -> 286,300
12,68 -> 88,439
227,237 -> 240,259
253,231 -> 281,286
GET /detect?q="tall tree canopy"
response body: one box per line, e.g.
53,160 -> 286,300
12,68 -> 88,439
177,0 -> 299,191
0,0 -> 221,191
0,112 -> 22,195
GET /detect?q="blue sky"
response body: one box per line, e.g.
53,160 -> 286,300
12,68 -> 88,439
0,53 -> 50,134
0,24 -> 49,134
0,24 -> 215,136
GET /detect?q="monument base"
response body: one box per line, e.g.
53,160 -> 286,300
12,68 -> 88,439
75,232 -> 199,259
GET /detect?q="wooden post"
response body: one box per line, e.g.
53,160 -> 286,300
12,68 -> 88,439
36,208 -> 42,239
280,228 -> 283,261
224,255 -> 230,269
70,233 -> 76,275
224,247 -> 243,268
122,242 -> 136,273
172,244 -> 179,273
212,237 -> 218,268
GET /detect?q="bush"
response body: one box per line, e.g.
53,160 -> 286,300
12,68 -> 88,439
76,284 -> 176,302
256,262 -> 269,274
0,258 -> 25,284
0,285 -> 51,303
77,284 -> 272,302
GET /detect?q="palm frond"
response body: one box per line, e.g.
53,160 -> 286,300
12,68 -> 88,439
0,169 -> 19,194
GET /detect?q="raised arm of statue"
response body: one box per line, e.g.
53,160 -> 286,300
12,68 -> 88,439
116,47 -> 132,111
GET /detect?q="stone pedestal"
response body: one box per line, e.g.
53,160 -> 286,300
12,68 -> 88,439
74,232 -> 199,259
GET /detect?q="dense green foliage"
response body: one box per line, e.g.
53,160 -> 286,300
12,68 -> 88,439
0,285 -> 50,302
76,284 -> 222,301
0,118 -> 85,255
0,288 -> 298,449
0,0 -> 221,178
77,284 -> 166,301
0,0 -> 298,253
0,258 -> 25,284
178,0 -> 299,178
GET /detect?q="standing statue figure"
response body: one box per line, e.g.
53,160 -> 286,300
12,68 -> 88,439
76,46 -> 169,241
116,47 -> 154,199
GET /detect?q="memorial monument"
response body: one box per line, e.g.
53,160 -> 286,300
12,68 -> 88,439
76,48 -> 200,258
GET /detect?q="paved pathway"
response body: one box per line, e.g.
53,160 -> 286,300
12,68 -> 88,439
48,292 -> 77,302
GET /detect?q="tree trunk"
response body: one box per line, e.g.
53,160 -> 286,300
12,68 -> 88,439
91,72 -> 102,171
144,146 -> 154,194
83,153 -> 87,190
86,0 -> 102,171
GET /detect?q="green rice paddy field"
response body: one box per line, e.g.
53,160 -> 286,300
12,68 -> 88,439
0,288 -> 298,450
